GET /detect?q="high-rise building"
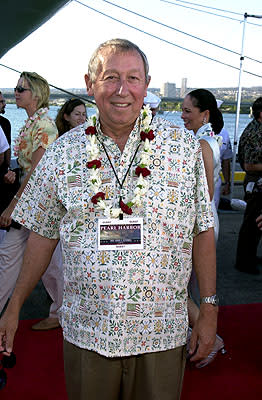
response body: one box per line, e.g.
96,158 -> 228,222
180,78 -> 187,97
161,82 -> 176,98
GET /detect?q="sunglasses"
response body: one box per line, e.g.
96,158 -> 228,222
14,86 -> 31,93
0,352 -> 16,390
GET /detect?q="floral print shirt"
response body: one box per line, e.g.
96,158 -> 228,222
14,107 -> 58,173
13,117 -> 213,357
238,119 -> 262,181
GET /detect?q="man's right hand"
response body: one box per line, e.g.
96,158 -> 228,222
256,215 -> 262,230
0,310 -> 19,356
4,170 -> 16,184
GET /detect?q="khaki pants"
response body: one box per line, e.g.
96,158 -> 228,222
64,340 -> 186,400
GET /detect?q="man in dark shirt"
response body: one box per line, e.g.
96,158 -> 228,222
0,91 -> 11,169
235,97 -> 262,274
0,90 -> 20,233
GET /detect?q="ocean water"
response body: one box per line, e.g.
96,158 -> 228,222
3,103 -> 251,155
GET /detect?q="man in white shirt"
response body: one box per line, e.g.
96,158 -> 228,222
0,39 -> 217,400
0,126 -> 9,167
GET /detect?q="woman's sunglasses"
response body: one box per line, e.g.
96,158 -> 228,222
0,352 -> 16,390
14,86 -> 31,93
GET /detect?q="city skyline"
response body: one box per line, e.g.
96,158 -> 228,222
0,0 -> 262,91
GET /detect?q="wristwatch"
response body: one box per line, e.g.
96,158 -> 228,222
200,294 -> 219,306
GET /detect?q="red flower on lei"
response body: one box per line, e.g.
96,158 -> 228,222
135,166 -> 150,177
119,200 -> 133,215
140,129 -> 154,142
87,160 -> 101,169
85,126 -> 96,135
91,192 -> 105,205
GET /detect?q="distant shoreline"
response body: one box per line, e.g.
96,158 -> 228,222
4,99 -> 251,114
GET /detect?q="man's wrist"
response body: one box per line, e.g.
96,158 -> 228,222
200,294 -> 219,306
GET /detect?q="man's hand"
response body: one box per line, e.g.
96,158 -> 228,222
0,310 -> 19,356
256,215 -> 262,230
4,170 -> 16,184
188,304 -> 218,366
0,203 -> 14,227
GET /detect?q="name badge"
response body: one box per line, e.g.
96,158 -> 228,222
98,217 -> 144,250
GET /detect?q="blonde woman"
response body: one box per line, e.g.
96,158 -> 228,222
0,72 -> 62,329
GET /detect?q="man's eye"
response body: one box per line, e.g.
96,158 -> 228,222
105,76 -> 117,81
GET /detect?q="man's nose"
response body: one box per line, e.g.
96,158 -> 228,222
116,79 -> 129,95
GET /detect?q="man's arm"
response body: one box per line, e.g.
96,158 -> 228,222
0,232 -> 58,355
189,228 -> 218,362
221,158 -> 231,195
0,147 -> 45,227
244,162 -> 262,172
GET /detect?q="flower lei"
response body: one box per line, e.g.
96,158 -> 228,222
196,123 -> 222,147
85,105 -> 154,218
13,107 -> 49,156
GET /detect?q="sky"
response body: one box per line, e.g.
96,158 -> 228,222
1,0 -> 262,91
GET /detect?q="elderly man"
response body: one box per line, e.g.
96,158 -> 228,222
0,39 -> 217,400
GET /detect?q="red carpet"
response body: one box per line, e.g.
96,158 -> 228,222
1,304 -> 262,400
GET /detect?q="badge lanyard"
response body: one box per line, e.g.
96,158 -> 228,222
99,140 -> 141,219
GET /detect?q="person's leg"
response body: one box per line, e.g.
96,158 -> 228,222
63,341 -> 122,400
32,242 -> 63,330
0,227 -> 29,313
122,347 -> 186,400
235,193 -> 262,274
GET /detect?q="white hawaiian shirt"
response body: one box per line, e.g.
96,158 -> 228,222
13,116 -> 213,357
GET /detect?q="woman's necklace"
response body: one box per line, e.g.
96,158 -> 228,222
85,105 -> 154,219
13,107 -> 48,156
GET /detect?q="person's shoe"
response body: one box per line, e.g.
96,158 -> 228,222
195,334 -> 226,369
31,317 -> 60,331
235,264 -> 260,275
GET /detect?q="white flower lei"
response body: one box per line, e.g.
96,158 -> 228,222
85,105 -> 154,218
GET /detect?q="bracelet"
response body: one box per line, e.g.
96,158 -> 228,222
13,195 -> 20,201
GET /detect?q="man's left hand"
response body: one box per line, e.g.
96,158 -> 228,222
188,304 -> 218,365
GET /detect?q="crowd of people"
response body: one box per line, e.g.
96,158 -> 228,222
0,38 -> 261,400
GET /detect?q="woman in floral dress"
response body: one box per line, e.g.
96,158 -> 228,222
182,89 -> 225,368
0,72 -> 58,316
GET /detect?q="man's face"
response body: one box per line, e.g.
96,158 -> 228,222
0,94 -> 6,114
86,49 -> 149,134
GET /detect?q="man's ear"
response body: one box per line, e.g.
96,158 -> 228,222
145,75 -> 151,97
84,74 -> 94,96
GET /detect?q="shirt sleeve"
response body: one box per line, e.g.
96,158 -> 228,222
193,145 -> 214,236
0,126 -> 9,153
221,130 -> 233,160
31,117 -> 58,153
12,146 -> 65,239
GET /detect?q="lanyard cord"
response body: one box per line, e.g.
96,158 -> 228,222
99,139 -> 141,205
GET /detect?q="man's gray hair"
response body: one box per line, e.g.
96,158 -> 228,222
88,38 -> 150,83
